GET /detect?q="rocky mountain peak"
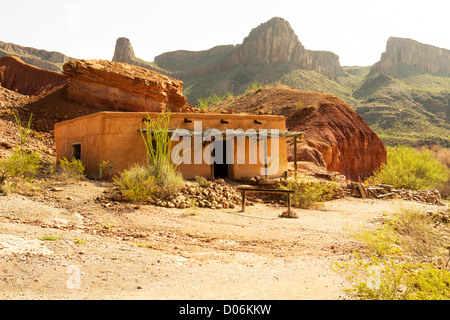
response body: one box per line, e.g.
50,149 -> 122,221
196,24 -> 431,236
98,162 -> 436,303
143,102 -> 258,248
370,37 -> 450,77
227,17 -> 308,66
112,37 -> 137,64
112,37 -> 170,75
222,17 -> 343,79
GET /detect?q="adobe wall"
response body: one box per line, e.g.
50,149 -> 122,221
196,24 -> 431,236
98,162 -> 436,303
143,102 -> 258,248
54,112 -> 288,180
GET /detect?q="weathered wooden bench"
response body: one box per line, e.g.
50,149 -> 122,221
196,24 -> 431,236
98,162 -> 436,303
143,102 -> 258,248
237,187 -> 295,215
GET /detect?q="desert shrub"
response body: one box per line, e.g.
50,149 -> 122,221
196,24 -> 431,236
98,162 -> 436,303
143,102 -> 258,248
12,110 -> 33,145
355,208 -> 441,257
195,176 -> 212,188
0,148 -> 41,195
98,160 -> 112,180
369,146 -> 449,190
336,208 -> 450,300
40,235 -> 60,241
140,112 -> 185,193
113,164 -> 157,204
58,157 -> 85,180
245,80 -> 264,94
334,253 -> 450,300
354,221 -> 403,257
115,112 -> 186,204
195,92 -> 233,109
278,177 -> 339,209
388,208 -> 440,257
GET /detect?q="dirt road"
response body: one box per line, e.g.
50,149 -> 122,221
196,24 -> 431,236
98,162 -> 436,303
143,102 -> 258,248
0,179 -> 444,300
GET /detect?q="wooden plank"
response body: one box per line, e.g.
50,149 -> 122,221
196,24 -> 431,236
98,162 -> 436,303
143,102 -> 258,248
367,189 -> 379,197
237,188 -> 294,193
376,192 -> 396,198
357,182 -> 366,199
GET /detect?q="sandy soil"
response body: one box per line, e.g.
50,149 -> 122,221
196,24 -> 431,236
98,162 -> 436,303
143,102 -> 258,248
0,178 -> 444,300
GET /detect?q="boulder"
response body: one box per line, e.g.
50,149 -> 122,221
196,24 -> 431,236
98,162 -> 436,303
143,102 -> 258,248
286,93 -> 387,180
63,59 -> 188,113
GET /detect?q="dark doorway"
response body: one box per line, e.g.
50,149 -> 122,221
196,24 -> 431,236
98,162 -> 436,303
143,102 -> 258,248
72,143 -> 81,160
212,139 -> 228,179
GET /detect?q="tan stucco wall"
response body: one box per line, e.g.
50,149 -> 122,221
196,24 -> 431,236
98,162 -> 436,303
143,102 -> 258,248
55,112 -> 288,180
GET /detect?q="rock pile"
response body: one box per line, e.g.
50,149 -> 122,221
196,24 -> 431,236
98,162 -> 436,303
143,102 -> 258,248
345,183 -> 444,205
111,179 -> 245,210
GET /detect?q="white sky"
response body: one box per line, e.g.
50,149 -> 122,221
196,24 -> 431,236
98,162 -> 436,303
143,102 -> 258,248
1,0 -> 448,66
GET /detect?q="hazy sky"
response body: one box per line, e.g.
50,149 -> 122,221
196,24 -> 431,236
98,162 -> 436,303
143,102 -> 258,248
1,0 -> 448,66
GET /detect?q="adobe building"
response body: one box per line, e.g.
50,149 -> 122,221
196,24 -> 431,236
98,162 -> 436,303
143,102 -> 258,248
55,112 -> 302,180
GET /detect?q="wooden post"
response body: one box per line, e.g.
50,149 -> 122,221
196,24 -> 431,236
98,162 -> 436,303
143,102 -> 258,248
287,193 -> 291,215
241,190 -> 246,212
264,137 -> 268,179
294,136 -> 298,180
210,137 -> 215,180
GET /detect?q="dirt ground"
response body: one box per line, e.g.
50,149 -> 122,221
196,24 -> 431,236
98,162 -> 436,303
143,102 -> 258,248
0,177 -> 446,300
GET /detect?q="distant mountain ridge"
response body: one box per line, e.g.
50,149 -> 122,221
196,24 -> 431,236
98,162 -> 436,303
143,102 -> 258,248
349,37 -> 449,147
0,41 -> 74,72
152,17 -> 345,82
369,37 -> 450,77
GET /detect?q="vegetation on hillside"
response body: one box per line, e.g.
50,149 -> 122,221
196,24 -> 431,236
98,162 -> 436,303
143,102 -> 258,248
367,146 -> 449,191
183,62 -> 449,148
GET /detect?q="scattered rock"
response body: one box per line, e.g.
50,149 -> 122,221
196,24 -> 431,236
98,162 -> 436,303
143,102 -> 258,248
279,210 -> 298,219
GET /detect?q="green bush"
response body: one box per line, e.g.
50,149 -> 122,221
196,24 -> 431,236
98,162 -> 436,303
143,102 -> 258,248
195,176 -> 212,188
354,208 -> 440,257
334,253 -> 450,300
113,164 -> 157,204
0,147 -> 41,188
195,92 -> 233,110
59,157 -> 85,180
278,177 -> 339,209
368,146 -> 449,190
244,80 -> 264,94
336,207 -> 450,300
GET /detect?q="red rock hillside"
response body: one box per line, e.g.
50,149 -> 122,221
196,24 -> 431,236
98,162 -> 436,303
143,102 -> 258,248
0,56 -> 69,96
213,86 -> 387,180
63,59 -> 190,113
